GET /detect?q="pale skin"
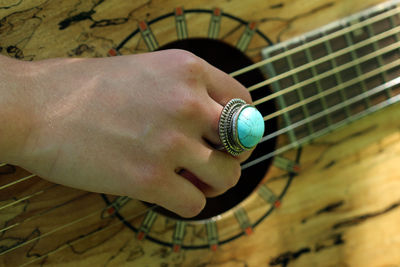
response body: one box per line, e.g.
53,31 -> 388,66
0,50 -> 252,218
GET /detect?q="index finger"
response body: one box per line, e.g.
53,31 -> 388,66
201,63 -> 260,161
203,62 -> 252,106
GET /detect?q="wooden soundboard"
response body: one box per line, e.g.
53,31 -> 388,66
1,0 -> 399,266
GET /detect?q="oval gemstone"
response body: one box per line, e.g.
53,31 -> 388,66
237,106 -> 265,149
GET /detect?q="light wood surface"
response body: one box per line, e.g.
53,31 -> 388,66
1,0 -> 400,266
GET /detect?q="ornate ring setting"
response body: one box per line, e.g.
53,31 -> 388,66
218,98 -> 265,156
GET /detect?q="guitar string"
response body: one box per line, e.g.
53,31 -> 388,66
3,66 -> 398,260
247,25 -> 400,94
0,27 -> 398,194
0,1 -> 398,230
241,87 -> 400,170
0,6 -> 398,260
0,174 -> 36,190
3,80 -> 399,257
259,57 -> 400,122
230,6 -> 400,77
1,44 -> 392,194
0,7 -> 397,194
9,97 -> 400,261
18,206 -> 157,267
0,197 -> 157,256
3,78 -> 399,258
21,85 -> 400,266
252,38 -> 400,106
0,191 -> 90,235
255,93 -> 400,168
242,77 -> 400,170
258,76 -> 400,146
244,95 -> 400,169
0,184 -> 57,212
2,39 -> 395,193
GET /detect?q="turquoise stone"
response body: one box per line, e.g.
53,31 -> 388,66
237,106 -> 265,148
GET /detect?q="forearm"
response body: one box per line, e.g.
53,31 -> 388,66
0,55 -> 36,164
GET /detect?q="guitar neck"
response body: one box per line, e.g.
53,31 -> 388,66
242,1 -> 400,169
267,3 -> 400,141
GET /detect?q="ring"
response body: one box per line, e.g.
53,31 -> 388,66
218,98 -> 265,156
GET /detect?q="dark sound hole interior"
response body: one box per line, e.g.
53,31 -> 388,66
151,38 -> 278,220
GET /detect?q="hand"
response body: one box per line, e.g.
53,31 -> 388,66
2,50 -> 252,218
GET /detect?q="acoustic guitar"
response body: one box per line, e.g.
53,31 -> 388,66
1,0 -> 399,266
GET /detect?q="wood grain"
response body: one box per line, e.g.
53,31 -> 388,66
1,0 -> 399,266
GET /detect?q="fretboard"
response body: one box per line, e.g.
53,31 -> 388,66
242,1 -> 400,169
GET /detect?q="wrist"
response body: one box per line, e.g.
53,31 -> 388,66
0,56 -> 38,165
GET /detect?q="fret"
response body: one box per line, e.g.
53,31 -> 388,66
322,34 -> 352,119
359,12 -> 395,105
243,77 -> 400,171
389,13 -> 400,52
257,37 -> 400,109
263,57 -> 400,120
261,48 -> 400,127
387,12 -> 400,94
243,2 -> 400,169
366,22 -> 392,98
262,5 -> 400,131
254,25 -> 400,93
263,56 -> 298,144
299,77 -> 400,145
367,12 -> 400,105
303,38 -> 334,127
284,44 -> 314,136
345,20 -> 372,108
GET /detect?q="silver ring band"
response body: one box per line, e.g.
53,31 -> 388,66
218,98 -> 250,156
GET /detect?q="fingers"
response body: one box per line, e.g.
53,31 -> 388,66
200,61 -> 257,163
203,62 -> 252,106
149,171 -> 207,218
179,140 -> 242,198
236,150 -> 253,163
140,55 -> 256,217
200,98 -> 222,147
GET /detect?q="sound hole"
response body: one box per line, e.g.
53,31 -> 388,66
153,38 -> 278,220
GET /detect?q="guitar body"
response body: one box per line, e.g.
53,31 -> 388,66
1,0 -> 400,266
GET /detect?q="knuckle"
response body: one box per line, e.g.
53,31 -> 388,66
177,94 -> 204,119
171,50 -> 206,83
165,49 -> 203,74
139,165 -> 164,188
157,131 -> 186,157
176,50 -> 202,70
166,131 -> 186,151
